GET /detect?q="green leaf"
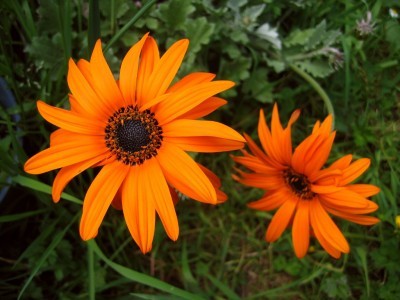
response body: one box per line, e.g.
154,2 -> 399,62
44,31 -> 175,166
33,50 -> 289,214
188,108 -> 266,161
17,213 -> 79,300
242,68 -> 273,103
157,0 -> 195,30
294,59 -> 334,78
12,175 -> 83,205
0,208 -> 49,223
89,240 -> 204,300
306,20 -> 327,50
284,28 -> 315,47
186,17 -> 215,54
203,274 -> 241,300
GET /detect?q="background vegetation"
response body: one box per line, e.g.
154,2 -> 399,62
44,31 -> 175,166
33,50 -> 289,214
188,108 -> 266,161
1,0 -> 399,299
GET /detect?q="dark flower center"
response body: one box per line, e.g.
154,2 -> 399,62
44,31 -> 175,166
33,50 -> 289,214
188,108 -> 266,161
105,105 -> 163,166
284,169 -> 315,200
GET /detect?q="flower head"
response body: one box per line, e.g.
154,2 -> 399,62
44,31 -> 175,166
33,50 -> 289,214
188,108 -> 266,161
356,11 -> 376,36
24,33 -> 245,253
232,104 -> 379,259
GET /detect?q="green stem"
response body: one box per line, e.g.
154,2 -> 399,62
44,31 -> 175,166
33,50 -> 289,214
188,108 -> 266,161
104,0 -> 157,52
289,63 -> 335,127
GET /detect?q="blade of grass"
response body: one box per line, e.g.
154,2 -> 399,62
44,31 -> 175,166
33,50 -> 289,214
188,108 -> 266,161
0,208 -> 49,223
12,175 -> 83,205
58,0 -> 72,64
4,0 -> 37,41
89,240 -> 204,300
202,274 -> 241,300
17,213 -> 79,300
104,0 -> 157,52
355,247 -> 370,297
88,0 -> 101,54
88,242 -> 96,300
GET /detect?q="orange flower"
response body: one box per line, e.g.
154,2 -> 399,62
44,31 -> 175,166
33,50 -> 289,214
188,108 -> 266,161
232,104 -> 379,259
24,34 -> 245,253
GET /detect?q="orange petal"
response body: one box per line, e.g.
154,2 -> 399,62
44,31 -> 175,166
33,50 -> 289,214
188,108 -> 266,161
89,40 -> 124,110
111,187 -> 123,210
311,184 -> 345,194
164,136 -> 244,152
136,36 -> 160,106
157,144 -> 217,204
37,101 -> 105,135
119,33 -> 149,105
231,155 -> 278,174
167,72 -> 216,93
145,159 -> 179,241
346,184 -> 380,197
310,199 -> 349,253
156,81 -> 234,125
248,190 -> 286,211
236,172 -> 285,190
292,200 -> 310,258
318,189 -> 372,209
243,133 -> 282,169
141,39 -> 188,105
52,155 -> 105,202
67,59 -> 111,117
163,119 -> 245,142
80,161 -> 129,240
339,158 -> 371,185
305,132 -> 336,177
328,154 -> 353,170
24,139 -> 108,174
122,164 -> 156,253
175,97 -> 227,120
258,109 -> 279,163
324,206 -> 380,225
310,211 -> 342,258
266,196 -> 298,242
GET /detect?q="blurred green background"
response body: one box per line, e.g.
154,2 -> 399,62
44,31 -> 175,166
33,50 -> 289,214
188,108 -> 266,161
0,0 -> 399,299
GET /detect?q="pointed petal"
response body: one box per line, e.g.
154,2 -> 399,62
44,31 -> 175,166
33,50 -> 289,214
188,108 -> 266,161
156,81 -> 234,125
89,40 -> 124,110
266,196 -> 298,242
37,101 -> 105,135
165,136 -> 244,152
310,209 -> 342,258
339,158 -> 371,185
136,36 -> 160,106
163,119 -> 245,142
236,172 -> 285,190
319,189 -> 372,209
346,184 -> 380,197
231,155 -> 278,174
178,97 -> 227,120
310,199 -> 349,253
80,161 -> 129,240
119,33 -> 149,105
324,206 -> 380,225
52,155 -> 106,202
305,132 -> 336,177
122,165 -> 155,253
167,72 -> 216,93
248,190 -> 286,211
292,200 -> 310,258
67,59 -> 111,117
157,144 -> 217,204
24,138 -> 108,174
145,159 -> 179,241
142,39 -> 189,103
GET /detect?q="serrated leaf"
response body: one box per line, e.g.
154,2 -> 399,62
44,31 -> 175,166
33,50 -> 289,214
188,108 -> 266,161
186,17 -> 215,54
37,0 -> 59,35
266,59 -> 286,73
157,0 -> 195,30
284,28 -> 315,47
306,20 -> 326,50
256,23 -> 281,49
295,59 -> 334,78
242,68 -> 273,103
227,0 -> 248,10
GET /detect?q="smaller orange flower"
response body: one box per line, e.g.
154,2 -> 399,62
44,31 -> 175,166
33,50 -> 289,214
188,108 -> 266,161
232,104 -> 380,259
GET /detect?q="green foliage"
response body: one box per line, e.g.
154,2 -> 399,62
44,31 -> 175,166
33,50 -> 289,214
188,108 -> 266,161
0,0 -> 399,299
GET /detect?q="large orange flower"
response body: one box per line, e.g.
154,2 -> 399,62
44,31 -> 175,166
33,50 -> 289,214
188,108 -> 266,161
24,34 -> 245,253
232,104 -> 379,258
